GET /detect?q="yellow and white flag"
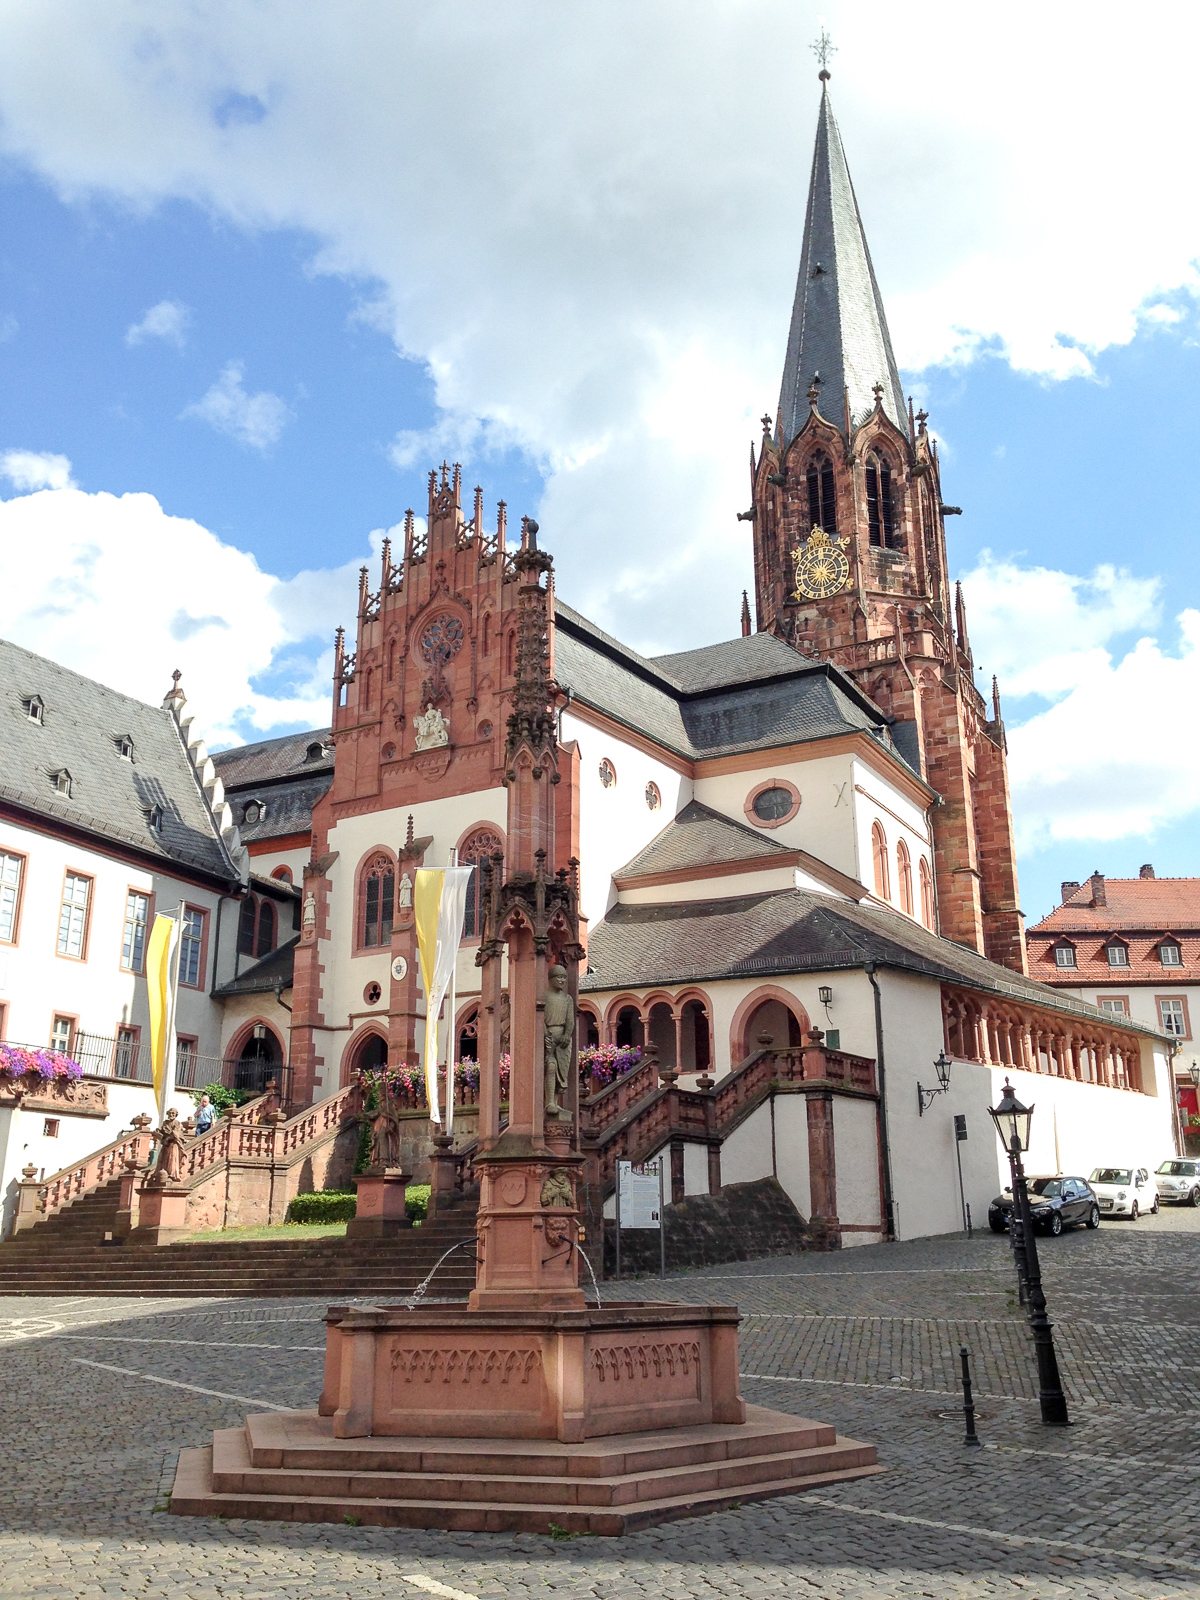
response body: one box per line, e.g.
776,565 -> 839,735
146,911 -> 181,1119
414,866 -> 474,1124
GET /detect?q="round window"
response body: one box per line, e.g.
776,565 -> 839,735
752,786 -> 794,822
363,981 -> 383,1006
645,781 -> 661,811
599,759 -> 616,789
242,801 -> 261,824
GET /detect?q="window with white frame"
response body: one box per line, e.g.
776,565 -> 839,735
1159,997 -> 1187,1036
50,1015 -> 73,1053
121,890 -> 150,973
179,906 -> 205,987
1054,943 -> 1077,968
56,873 -> 91,958
1160,941 -> 1182,967
0,852 -> 22,943
1106,942 -> 1129,967
1098,997 -> 1128,1016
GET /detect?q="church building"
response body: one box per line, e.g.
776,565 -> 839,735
0,75 -> 1178,1246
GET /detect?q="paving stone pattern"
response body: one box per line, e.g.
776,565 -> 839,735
2,1209 -> 1199,1599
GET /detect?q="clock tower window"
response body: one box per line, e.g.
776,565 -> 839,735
866,455 -> 899,549
805,454 -> 838,535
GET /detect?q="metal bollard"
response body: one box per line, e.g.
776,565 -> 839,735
959,1344 -> 981,1445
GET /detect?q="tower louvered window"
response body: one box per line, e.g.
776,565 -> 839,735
805,454 -> 837,534
866,455 -> 898,549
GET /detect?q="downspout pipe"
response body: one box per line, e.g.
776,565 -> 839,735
865,961 -> 897,1241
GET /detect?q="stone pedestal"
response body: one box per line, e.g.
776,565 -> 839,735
347,1169 -> 412,1239
113,1162 -> 145,1237
132,1180 -> 190,1245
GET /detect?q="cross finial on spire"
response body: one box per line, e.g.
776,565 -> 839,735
761,413 -> 773,436
811,27 -> 835,80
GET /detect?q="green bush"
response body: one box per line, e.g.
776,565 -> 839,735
192,1082 -> 251,1115
286,1190 -> 357,1224
406,1183 -> 431,1225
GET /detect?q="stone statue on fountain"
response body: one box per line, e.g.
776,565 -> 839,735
542,964 -> 575,1118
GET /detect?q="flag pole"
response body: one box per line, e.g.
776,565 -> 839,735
445,848 -> 458,1139
162,903 -> 185,1123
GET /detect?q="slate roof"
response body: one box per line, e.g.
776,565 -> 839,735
0,637 -> 237,882
554,601 -> 911,770
214,935 -> 297,996
777,84 -> 907,442
580,886 -> 1166,1039
211,728 -> 333,844
615,801 -> 794,881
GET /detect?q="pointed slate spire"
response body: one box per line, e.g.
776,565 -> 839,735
777,81 -> 907,445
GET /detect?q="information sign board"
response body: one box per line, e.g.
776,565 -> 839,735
617,1158 -> 662,1229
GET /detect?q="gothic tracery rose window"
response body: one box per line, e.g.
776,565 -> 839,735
419,613 -> 465,665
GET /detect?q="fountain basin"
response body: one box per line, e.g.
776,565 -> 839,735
318,1301 -> 744,1442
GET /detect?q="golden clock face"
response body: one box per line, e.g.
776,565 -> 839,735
792,526 -> 850,600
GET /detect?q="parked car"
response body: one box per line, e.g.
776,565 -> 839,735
988,1175 -> 1100,1236
1088,1167 -> 1159,1219
1154,1159 -> 1200,1207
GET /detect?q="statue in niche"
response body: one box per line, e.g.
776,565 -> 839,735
413,703 -> 449,750
302,891 -> 317,931
542,965 -> 576,1118
541,1169 -> 574,1208
398,872 -> 413,909
150,1108 -> 186,1184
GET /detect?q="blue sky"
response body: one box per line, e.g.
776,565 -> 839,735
2,1 -> 1199,931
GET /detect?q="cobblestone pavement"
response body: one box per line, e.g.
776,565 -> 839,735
2,1208 -> 1199,1600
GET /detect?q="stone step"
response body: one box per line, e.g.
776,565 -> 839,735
173,1409 -> 883,1534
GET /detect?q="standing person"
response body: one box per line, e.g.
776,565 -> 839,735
194,1093 -> 215,1136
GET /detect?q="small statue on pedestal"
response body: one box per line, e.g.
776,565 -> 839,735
398,872 -> 413,909
413,703 -> 449,750
150,1107 -> 186,1185
542,964 -> 576,1118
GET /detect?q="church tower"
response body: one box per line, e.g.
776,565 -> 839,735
747,69 -> 1026,974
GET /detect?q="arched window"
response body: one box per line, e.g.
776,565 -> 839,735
237,896 -> 257,955
482,612 -> 492,656
919,857 -> 935,929
805,452 -> 838,534
460,827 -> 504,939
271,865 -> 293,885
256,899 -> 276,958
360,854 -> 395,948
871,821 -> 891,900
897,839 -> 913,916
506,631 -> 516,677
865,453 -> 899,549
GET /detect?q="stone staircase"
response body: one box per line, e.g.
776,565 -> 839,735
171,1403 -> 881,1533
0,1177 -> 479,1298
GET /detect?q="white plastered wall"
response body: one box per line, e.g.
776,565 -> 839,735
693,751 -> 860,882
247,843 -> 310,885
562,709 -> 690,928
849,756 -> 934,926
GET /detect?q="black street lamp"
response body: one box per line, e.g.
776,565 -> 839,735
988,1078 -> 1070,1427
1189,1059 -> 1200,1089
917,1050 -> 952,1116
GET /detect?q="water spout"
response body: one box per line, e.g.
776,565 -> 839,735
404,1237 -> 476,1310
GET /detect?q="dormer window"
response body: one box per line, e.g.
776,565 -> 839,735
1160,940 -> 1183,967
23,696 -> 44,724
242,801 -> 262,825
51,769 -> 72,798
865,453 -> 900,549
805,453 -> 837,535
304,741 -> 327,763
115,734 -> 134,760
145,804 -> 164,833
1105,940 -> 1129,968
1053,942 -> 1077,969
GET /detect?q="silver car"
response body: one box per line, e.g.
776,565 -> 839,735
1154,1159 -> 1200,1207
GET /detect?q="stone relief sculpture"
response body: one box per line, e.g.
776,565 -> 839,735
540,1169 -> 574,1208
542,965 -> 575,1117
413,703 -> 450,750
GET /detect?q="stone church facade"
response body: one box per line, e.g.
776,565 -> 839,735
0,76 -> 1177,1244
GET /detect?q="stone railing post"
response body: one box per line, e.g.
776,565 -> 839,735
12,1164 -> 43,1234
427,1132 -> 458,1219
800,1028 -> 828,1081
696,1074 -> 721,1194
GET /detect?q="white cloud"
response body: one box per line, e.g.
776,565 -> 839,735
1,449 -> 76,491
956,551 -> 1197,848
125,298 -> 190,347
181,361 -> 290,451
2,4 -> 1199,651
0,478 -> 366,744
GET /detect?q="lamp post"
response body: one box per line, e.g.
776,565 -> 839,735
988,1078 -> 1070,1427
917,1050 -> 952,1116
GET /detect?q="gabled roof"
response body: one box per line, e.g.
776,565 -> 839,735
1030,877 -> 1200,934
581,886 -> 1165,1040
0,637 -> 237,882
554,600 -> 917,772
777,83 -> 907,443
211,727 -> 333,789
614,800 -> 794,882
